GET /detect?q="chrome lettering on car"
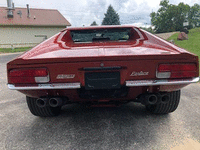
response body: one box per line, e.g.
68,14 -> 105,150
56,74 -> 75,79
130,71 -> 149,76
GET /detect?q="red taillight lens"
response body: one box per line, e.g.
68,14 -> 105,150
158,64 -> 197,72
157,64 -> 171,72
9,68 -> 49,84
9,68 -> 48,77
157,63 -> 197,78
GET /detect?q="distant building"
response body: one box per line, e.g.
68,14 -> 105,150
0,6 -> 71,48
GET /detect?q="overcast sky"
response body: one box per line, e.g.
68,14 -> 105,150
0,0 -> 199,27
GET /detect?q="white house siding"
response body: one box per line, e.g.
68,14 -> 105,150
0,26 -> 65,48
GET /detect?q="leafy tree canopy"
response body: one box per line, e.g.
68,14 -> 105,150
102,5 -> 120,25
188,4 -> 200,28
150,0 -> 200,33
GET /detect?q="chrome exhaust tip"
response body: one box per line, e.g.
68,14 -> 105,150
36,98 -> 48,107
140,94 -> 158,105
148,94 -> 158,105
161,94 -> 170,104
49,98 -> 63,107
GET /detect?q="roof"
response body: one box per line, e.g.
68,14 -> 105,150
0,7 -> 71,27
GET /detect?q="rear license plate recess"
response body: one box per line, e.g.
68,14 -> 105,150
85,72 -> 120,90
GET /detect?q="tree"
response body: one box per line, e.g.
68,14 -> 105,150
174,3 -> 190,31
140,27 -> 155,34
102,5 -> 120,25
150,0 -> 176,33
150,0 -> 194,33
188,4 -> 200,28
90,21 -> 98,26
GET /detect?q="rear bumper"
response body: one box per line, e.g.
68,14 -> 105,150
8,77 -> 199,90
8,83 -> 81,90
126,77 -> 199,87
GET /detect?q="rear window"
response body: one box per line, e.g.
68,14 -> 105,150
70,28 -> 131,43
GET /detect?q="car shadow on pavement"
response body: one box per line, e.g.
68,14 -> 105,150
20,103 -> 172,149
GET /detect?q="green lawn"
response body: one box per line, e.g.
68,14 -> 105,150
0,47 -> 31,53
167,28 -> 200,58
167,28 -> 200,74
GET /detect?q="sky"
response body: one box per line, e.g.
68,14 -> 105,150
0,0 -> 199,27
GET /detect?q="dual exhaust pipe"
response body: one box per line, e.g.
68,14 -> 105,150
36,97 -> 65,108
36,94 -> 170,107
140,93 -> 170,105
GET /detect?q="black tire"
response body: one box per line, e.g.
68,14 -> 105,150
146,90 -> 180,114
26,96 -> 61,117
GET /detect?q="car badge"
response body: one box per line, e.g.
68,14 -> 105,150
56,74 -> 75,79
130,71 -> 149,76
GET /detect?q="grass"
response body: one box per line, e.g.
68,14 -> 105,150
167,28 -> 200,58
167,28 -> 200,75
0,47 -> 32,53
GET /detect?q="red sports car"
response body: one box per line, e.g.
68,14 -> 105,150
7,25 -> 199,117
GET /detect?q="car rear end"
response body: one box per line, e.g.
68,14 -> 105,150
7,26 -> 199,116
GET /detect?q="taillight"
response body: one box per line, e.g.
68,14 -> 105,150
9,68 -> 49,84
9,68 -> 48,77
157,63 -> 197,78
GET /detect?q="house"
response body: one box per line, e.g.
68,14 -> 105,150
0,6 -> 71,48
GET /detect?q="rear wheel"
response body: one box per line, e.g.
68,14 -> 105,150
26,96 -> 61,117
146,90 -> 180,114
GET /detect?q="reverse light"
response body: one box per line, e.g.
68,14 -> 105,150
9,68 -> 49,84
157,63 -> 197,79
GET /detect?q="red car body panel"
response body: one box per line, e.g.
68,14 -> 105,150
7,25 -> 199,102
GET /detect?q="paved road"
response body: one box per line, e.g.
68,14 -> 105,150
155,32 -> 177,40
0,53 -> 200,150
